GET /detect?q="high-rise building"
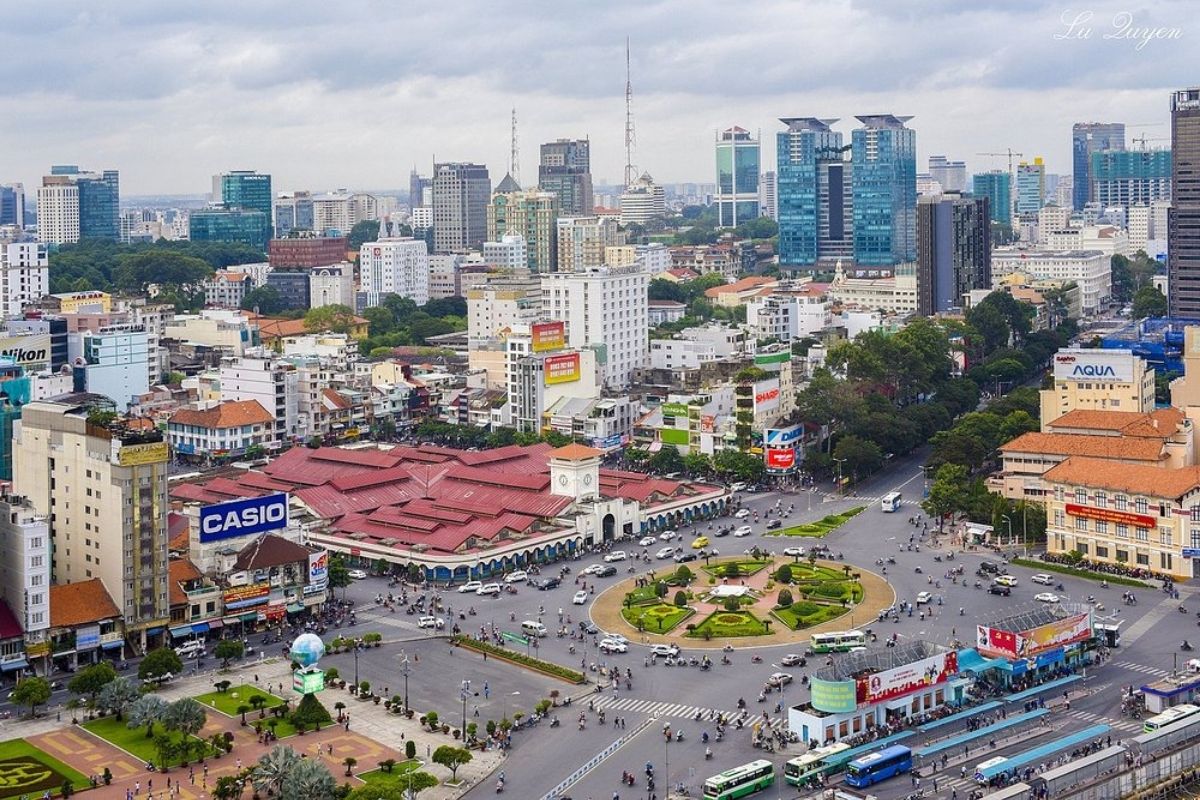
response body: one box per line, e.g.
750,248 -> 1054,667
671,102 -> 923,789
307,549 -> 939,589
482,234 -> 528,272
1073,122 -> 1126,210
77,326 -> 151,410
0,184 -> 26,228
409,170 -> 432,208
0,492 -> 50,645
1016,158 -> 1046,215
311,191 -> 378,234
218,355 -> 301,447
35,166 -> 120,244
432,162 -> 491,253
556,217 -> 624,273
1,242 -> 49,318
487,189 -> 560,272
541,264 -> 648,389
77,170 -> 120,241
274,191 -> 315,236
776,118 -> 852,267
1091,149 -> 1172,207
928,156 -> 967,192
714,127 -> 761,227
358,237 -> 431,307
15,401 -> 171,645
759,171 -> 777,220
35,178 -> 80,244
852,114 -> 917,266
189,208 -> 271,250
619,173 -> 666,226
916,193 -> 991,315
1170,89 -> 1200,316
539,139 -> 594,216
218,170 -> 272,242
972,171 -> 1012,227
264,269 -> 312,311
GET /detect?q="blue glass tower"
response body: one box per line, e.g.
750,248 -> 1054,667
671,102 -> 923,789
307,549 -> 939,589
776,118 -> 847,267
851,115 -> 916,266
972,171 -> 1012,227
715,127 -> 761,227
77,170 -> 120,240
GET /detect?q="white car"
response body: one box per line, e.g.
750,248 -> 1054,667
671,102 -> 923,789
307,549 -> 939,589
994,574 -> 1018,587
916,591 -> 933,605
348,569 -> 368,580
735,509 -> 751,519
1031,573 -> 1055,585
605,634 -> 629,645
781,653 -> 806,667
783,546 -> 805,557
583,563 -> 605,576
639,536 -> 658,547
766,672 -> 793,688
656,546 -> 678,559
417,616 -> 444,629
476,583 -> 502,596
659,530 -> 677,541
650,644 -> 680,658
504,570 -> 528,584
458,581 -> 482,594
1034,592 -> 1061,603
572,590 -> 589,605
604,550 -> 628,563
599,638 -> 628,654
734,525 -> 753,537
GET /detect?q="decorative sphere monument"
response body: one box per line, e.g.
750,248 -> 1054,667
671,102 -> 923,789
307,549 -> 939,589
290,632 -> 327,695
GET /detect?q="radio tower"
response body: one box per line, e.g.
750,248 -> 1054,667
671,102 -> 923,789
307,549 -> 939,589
509,107 -> 520,187
624,37 -> 637,188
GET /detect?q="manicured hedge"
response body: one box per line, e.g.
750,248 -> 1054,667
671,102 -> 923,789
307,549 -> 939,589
1010,558 -> 1149,588
452,637 -> 585,683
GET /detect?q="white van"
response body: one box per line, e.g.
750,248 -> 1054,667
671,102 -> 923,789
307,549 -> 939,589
521,620 -> 548,638
175,639 -> 206,659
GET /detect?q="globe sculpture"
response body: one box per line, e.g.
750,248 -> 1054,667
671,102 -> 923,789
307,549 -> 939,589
289,633 -> 326,668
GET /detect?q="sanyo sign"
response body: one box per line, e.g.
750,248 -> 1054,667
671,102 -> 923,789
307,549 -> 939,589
1052,349 -> 1136,384
199,493 -> 290,543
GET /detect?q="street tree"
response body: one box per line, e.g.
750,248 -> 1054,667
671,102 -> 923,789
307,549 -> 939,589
214,639 -> 245,667
12,676 -> 51,717
139,647 -> 183,681
431,745 -> 473,782
69,662 -> 117,706
922,464 -> 971,530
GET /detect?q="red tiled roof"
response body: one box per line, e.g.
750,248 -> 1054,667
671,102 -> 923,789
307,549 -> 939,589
322,388 -> 352,410
549,443 -> 603,461
169,559 -> 203,606
50,579 -> 120,628
170,400 -> 273,429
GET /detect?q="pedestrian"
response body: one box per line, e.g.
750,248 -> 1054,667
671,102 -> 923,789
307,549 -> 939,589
136,782 -> 141,796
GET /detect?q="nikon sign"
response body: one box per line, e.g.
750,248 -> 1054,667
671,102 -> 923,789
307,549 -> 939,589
1052,349 -> 1136,383
0,334 -> 51,367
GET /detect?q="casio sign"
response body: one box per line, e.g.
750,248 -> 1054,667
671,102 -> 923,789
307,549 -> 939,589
199,494 -> 289,542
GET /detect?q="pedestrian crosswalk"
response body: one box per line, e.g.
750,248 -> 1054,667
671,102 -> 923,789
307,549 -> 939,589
1114,660 -> 1170,678
1067,708 -> 1141,733
592,695 -> 790,731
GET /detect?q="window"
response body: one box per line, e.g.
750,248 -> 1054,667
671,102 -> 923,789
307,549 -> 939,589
1115,495 -> 1128,510
1136,498 -> 1149,514
1075,488 -> 1087,504
1055,486 -> 1064,502
1096,545 -> 1109,558
1116,524 -> 1128,538
1191,506 -> 1200,523
1075,518 -> 1088,531
1095,492 -> 1107,508
1161,527 -> 1173,545
1192,529 -> 1200,550
1096,521 -> 1108,535
1054,510 -> 1065,527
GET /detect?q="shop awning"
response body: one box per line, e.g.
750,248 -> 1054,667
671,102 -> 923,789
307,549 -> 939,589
0,659 -> 28,671
169,626 -> 193,638
145,627 -> 165,636
206,619 -> 223,630
287,603 -> 305,614
101,641 -> 123,650
885,698 -> 911,711
191,622 -> 210,634
239,612 -> 259,623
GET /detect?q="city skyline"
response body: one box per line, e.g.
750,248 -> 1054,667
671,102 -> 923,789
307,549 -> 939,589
0,1 -> 1193,196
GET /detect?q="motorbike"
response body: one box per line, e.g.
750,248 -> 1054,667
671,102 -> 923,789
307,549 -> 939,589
550,717 -> 560,727
705,747 -> 713,760
751,655 -> 763,663
1183,641 -> 1194,651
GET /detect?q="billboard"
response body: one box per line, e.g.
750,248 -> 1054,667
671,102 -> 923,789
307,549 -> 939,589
754,351 -> 791,367
765,448 -> 796,470
661,403 -> 689,417
810,677 -> 857,713
855,651 -> 958,706
1052,349 -> 1135,383
1065,503 -> 1154,529
765,425 -> 803,447
531,321 -> 566,353
117,442 -> 169,467
976,625 -> 1020,658
308,551 -> 328,586
223,582 -> 270,610
0,334 -> 51,366
977,613 -> 1091,659
199,493 -> 290,543
753,379 -> 781,413
76,624 -> 100,651
661,428 -> 690,446
700,415 -> 715,433
544,352 -> 581,385
293,667 -> 326,695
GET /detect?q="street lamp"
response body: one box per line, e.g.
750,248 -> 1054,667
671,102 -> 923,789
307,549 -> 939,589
832,457 -> 846,496
460,679 -> 471,738
353,642 -> 360,689
398,650 -> 411,710
1002,514 -> 1013,548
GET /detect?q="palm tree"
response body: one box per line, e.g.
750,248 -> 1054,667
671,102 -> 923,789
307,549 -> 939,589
253,745 -> 300,797
342,757 -> 357,777
280,758 -> 335,800
165,698 -> 207,738
237,704 -> 251,725
98,677 -> 141,720
213,776 -> 242,800
250,695 -> 268,719
127,695 -> 168,738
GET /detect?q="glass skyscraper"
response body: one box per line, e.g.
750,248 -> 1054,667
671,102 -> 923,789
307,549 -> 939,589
1015,158 -> 1046,215
714,127 -> 761,227
189,208 -> 271,251
851,115 -> 917,266
77,170 -> 120,240
538,140 -> 593,217
1072,122 -> 1126,210
0,184 -> 24,227
972,171 -> 1012,227
776,118 -> 850,268
1091,150 -> 1172,207
218,170 -> 272,243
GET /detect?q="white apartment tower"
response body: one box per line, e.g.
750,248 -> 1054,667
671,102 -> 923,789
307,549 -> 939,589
0,493 -> 51,648
556,217 -> 624,273
218,355 -> 301,447
359,237 -> 431,308
1,242 -> 49,318
35,179 -> 80,245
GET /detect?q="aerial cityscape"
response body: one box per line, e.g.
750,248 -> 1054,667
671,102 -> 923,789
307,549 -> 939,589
2,3 -> 1200,800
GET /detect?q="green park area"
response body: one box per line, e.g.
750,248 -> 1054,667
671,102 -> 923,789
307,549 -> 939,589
621,602 -> 694,633
82,717 -> 217,768
773,506 -> 866,537
686,610 -> 770,638
701,558 -> 772,579
768,561 -> 864,630
357,762 -> 424,788
772,600 -> 848,630
0,739 -> 91,800
195,684 -> 284,717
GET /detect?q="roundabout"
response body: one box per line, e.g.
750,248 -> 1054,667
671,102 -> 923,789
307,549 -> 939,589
589,553 -> 897,649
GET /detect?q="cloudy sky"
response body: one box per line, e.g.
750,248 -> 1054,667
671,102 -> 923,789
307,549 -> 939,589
0,0 -> 1195,197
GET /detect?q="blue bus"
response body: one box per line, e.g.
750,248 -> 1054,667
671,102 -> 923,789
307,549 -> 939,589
843,745 -> 913,788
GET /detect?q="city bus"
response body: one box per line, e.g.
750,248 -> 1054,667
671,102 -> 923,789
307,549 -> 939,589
1143,703 -> 1200,733
702,759 -> 775,800
881,491 -> 902,512
843,745 -> 913,788
974,756 -> 1008,783
810,630 -> 867,653
784,742 -> 851,785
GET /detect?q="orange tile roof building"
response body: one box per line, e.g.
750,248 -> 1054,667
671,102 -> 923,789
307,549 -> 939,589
46,579 -> 124,669
167,400 -> 275,460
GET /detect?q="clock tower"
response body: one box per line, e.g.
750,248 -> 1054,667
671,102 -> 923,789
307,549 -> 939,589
548,443 -> 602,502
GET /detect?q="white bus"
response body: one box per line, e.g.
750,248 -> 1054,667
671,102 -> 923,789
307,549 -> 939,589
1144,703 -> 1200,733
810,630 -> 867,653
881,492 -> 902,512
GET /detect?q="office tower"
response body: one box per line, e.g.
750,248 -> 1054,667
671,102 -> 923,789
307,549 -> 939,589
218,170 -> 272,242
619,173 -> 666,225
916,193 -> 991,315
852,115 -> 917,266
556,217 -> 623,272
541,264 -> 649,389
776,118 -> 852,267
928,156 -> 967,192
1,242 -> 49,318
15,400 -> 171,642
34,178 -> 79,244
77,170 -> 120,240
714,127 -> 761,227
487,189 -> 560,272
1169,89 -> 1200,316
482,234 -> 528,271
189,208 -> 271,250
1016,158 -> 1046,215
268,235 -> 348,268
972,171 -> 1012,227
274,191 -> 315,236
358,237 -> 431,307
539,139 -> 594,216
1090,149 -> 1173,207
35,166 -> 120,244
1073,122 -> 1126,210
409,169 -> 432,208
264,269 -> 312,311
432,162 -> 491,252
0,184 -> 25,227
760,171 -> 777,220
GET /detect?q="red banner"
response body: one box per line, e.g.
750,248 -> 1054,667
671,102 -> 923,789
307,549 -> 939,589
855,651 -> 958,705
976,625 -> 1020,658
765,448 -> 795,469
1065,503 -> 1154,529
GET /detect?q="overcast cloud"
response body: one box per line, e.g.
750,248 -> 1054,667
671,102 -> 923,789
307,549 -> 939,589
0,0 -> 1194,196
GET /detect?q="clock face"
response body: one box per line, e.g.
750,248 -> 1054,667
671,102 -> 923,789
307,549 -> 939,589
583,474 -> 593,486
558,474 -> 569,486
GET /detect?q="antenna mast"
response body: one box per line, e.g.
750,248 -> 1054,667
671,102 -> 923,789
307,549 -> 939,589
624,38 -> 637,188
510,107 -> 520,186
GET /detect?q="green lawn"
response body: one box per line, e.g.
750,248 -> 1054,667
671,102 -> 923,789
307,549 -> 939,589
701,558 -> 772,578
195,684 -> 284,717
356,762 -> 423,786
685,610 -> 770,638
624,584 -> 661,604
82,717 -> 216,767
773,506 -> 866,537
0,739 -> 92,799
772,602 -> 847,630
621,602 -> 693,633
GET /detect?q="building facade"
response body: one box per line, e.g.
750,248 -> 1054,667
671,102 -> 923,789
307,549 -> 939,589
715,126 -> 761,227
1,242 -> 49,318
928,155 -> 967,192
189,209 -> 271,251
219,171 -> 273,227
1170,89 -> 1200,317
432,162 -> 491,253
1073,122 -> 1126,210
1039,348 -> 1155,422
218,355 -> 301,447
268,235 -> 347,268
358,237 -> 430,307
973,170 -> 1013,227
619,173 -> 666,226
1091,149 -> 1172,208
539,139 -> 593,216
852,114 -> 917,266
916,193 -> 991,315
273,191 -> 314,236
556,217 -> 623,273
992,249 -> 1111,313
264,269 -> 312,311
486,190 -> 560,272
309,262 -> 355,309
776,118 -> 853,268
1016,158 -> 1046,216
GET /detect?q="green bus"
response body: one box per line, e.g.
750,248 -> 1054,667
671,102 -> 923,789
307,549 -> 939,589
784,742 -> 851,785
809,630 -> 866,653
703,759 -> 775,800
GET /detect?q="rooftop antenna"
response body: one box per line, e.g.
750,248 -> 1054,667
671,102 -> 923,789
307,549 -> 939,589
510,107 -> 520,187
624,37 -> 637,188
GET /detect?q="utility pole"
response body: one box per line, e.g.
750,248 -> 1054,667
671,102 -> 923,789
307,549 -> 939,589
510,108 -> 520,186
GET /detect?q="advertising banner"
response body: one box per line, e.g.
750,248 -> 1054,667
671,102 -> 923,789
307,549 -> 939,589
293,667 -> 326,695
976,625 -> 1020,658
1020,612 -> 1091,657
1052,349 -> 1135,382
544,352 -> 581,385
199,493 -> 290,543
854,651 -> 958,706
76,624 -> 101,651
700,415 -> 715,433
754,351 -> 791,367
765,425 -> 803,447
0,334 -> 51,366
810,677 -> 858,713
308,551 -> 328,585
661,403 -> 689,417
765,448 -> 796,470
223,583 -> 270,610
117,442 -> 169,467
753,379 -> 781,414
531,321 -> 566,353
1065,503 -> 1154,529
661,428 -> 690,446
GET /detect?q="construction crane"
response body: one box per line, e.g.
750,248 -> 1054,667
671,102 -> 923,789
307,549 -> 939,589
1132,134 -> 1169,149
977,149 -> 1025,176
